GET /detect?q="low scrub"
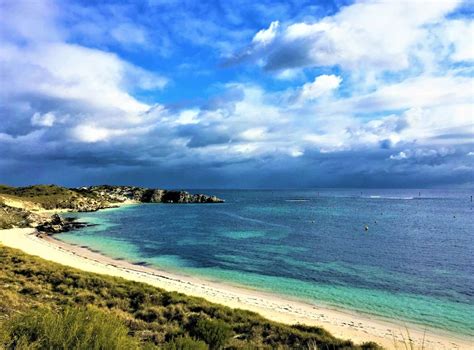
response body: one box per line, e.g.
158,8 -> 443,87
2,306 -> 140,350
0,245 -> 381,349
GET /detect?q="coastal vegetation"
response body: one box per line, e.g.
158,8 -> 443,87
0,203 -> 35,230
0,245 -> 381,349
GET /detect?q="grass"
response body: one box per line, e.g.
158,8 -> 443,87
0,200 -> 37,229
0,184 -> 104,210
0,245 -> 381,349
1,306 -> 141,350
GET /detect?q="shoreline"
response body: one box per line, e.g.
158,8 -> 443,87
0,228 -> 472,349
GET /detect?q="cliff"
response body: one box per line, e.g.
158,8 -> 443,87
76,185 -> 224,204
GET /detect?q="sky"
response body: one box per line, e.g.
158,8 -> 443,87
0,0 -> 473,189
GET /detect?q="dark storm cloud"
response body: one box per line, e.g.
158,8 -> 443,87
177,124 -> 231,148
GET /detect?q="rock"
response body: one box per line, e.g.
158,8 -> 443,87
36,214 -> 95,235
75,186 -> 224,205
1,185 -> 224,231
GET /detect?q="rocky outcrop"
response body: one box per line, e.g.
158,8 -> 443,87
36,214 -> 92,234
75,185 -> 146,203
0,185 -> 224,234
156,191 -> 223,203
0,202 -> 92,233
47,197 -> 111,212
75,186 -> 224,204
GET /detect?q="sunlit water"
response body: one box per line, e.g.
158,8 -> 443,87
60,189 -> 474,336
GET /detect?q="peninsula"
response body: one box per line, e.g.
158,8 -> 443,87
0,184 -> 223,232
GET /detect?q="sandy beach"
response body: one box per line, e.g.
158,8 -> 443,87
0,228 -> 471,350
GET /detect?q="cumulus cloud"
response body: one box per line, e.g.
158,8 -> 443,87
1,0 -> 473,188
439,19 -> 474,62
252,21 -> 279,45
31,112 -> 56,127
390,152 -> 408,161
0,0 -> 168,145
228,0 -> 471,76
299,74 -> 342,101
71,125 -> 128,143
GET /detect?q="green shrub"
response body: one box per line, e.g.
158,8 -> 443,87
192,317 -> 232,350
164,336 -> 208,350
0,245 -> 381,349
2,306 -> 140,350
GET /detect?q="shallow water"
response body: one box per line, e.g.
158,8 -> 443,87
60,189 -> 474,336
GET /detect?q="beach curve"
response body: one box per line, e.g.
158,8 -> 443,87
0,228 -> 472,350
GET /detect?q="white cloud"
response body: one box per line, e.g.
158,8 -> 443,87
71,124 -> 125,143
274,68 -> 302,80
1,0 -> 473,187
33,43 -> 150,113
289,148 -> 303,157
252,21 -> 279,45
0,0 -> 168,145
440,19 -> 474,62
300,74 -> 341,100
389,147 -> 456,161
390,151 -> 408,160
243,0 -> 463,74
175,109 -> 200,125
240,127 -> 267,140
70,123 -> 153,143
31,112 -> 56,127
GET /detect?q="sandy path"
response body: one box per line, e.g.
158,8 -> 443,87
0,228 -> 471,349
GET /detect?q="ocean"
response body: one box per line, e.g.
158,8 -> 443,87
59,189 -> 474,336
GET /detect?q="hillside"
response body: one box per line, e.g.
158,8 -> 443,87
0,184 -> 111,212
0,245 -> 380,349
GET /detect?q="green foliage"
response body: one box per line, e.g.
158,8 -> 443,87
192,317 -> 232,350
0,245 -> 382,349
2,306 -> 140,350
0,204 -> 31,229
163,336 -> 208,350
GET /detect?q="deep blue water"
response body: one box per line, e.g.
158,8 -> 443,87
60,189 -> 474,336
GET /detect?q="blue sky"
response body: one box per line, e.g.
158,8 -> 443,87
0,0 -> 473,188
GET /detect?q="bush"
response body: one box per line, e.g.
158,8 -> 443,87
192,317 -> 232,350
0,245 -> 380,349
2,306 -> 140,350
164,336 -> 208,350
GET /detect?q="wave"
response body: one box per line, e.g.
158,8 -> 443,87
285,199 -> 310,202
367,196 -> 415,200
217,211 -> 289,228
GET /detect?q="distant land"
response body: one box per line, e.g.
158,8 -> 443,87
0,184 -> 223,231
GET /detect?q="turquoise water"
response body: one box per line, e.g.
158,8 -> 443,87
60,189 -> 474,336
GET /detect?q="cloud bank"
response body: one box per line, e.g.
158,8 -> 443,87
0,0 -> 473,188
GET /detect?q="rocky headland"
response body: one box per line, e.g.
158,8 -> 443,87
0,184 -> 224,233
77,185 -> 224,205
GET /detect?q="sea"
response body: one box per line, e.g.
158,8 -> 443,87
59,189 -> 474,337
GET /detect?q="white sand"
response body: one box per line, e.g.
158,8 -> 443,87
0,228 -> 472,349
